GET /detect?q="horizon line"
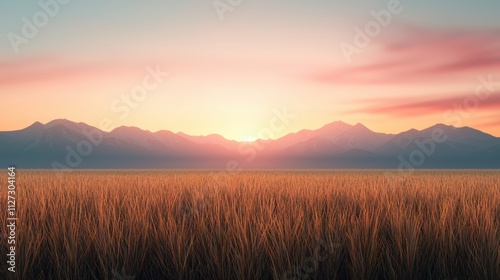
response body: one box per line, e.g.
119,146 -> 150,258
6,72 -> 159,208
2,118 -> 498,142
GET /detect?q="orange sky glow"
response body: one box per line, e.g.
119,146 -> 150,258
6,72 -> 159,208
1,1 -> 499,141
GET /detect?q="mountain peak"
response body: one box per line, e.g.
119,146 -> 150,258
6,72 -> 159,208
1,119 -> 500,168
205,134 -> 228,141
27,121 -> 44,129
331,120 -> 349,126
353,122 -> 369,130
111,126 -> 153,138
428,123 -> 456,130
320,120 -> 351,129
178,132 -> 227,140
45,119 -> 76,127
7,121 -> 46,134
175,131 -> 238,148
112,125 -> 146,132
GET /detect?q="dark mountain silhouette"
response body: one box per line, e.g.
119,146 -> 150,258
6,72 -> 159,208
0,119 -> 499,169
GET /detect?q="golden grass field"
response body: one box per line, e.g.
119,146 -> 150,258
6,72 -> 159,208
1,170 -> 499,280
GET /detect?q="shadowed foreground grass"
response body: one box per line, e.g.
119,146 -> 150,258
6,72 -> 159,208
1,170 -> 499,279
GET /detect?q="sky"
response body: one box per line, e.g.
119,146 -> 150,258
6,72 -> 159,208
1,0 -> 499,141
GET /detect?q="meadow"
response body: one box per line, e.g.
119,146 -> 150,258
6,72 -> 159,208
0,170 -> 499,279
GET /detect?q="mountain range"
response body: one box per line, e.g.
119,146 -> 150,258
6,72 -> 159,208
0,119 -> 499,169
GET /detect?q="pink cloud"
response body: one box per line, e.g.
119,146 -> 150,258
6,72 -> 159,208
347,93 -> 500,117
0,55 -> 150,88
475,114 -> 500,129
311,25 -> 500,84
478,120 -> 500,128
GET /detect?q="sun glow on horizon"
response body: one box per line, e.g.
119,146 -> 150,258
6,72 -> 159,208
1,2 -> 500,137
241,136 -> 257,143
